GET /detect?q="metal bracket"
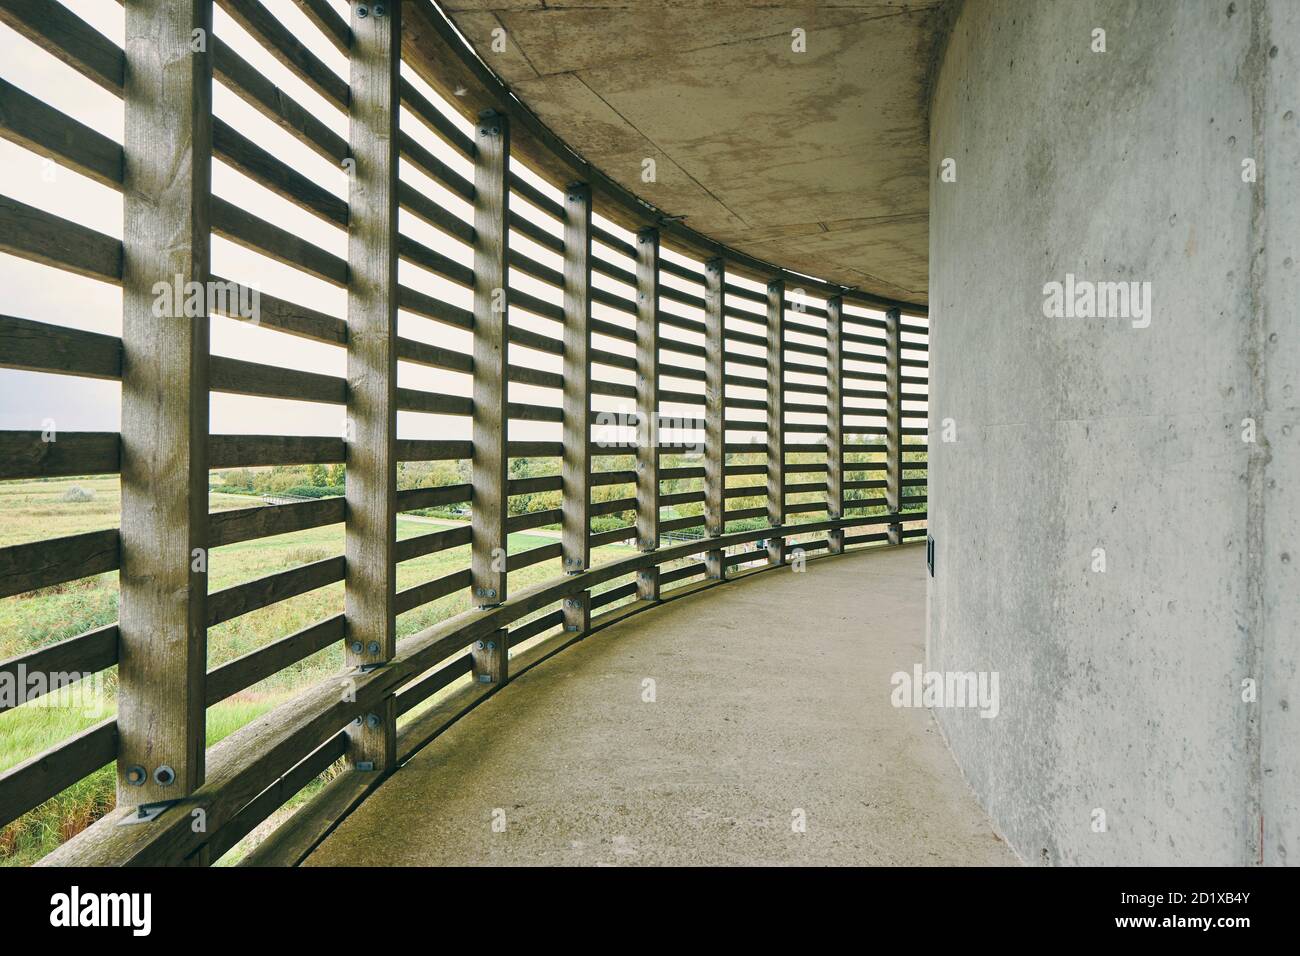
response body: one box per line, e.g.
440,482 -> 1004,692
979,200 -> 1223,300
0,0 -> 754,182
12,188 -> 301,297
117,799 -> 181,826
355,761 -> 376,772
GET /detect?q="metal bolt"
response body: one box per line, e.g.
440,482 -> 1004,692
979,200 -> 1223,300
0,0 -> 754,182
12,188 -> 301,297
353,716 -> 363,726
366,713 -> 381,729
486,641 -> 496,651
367,641 -> 380,655
476,640 -> 485,650
125,765 -> 146,786
154,765 -> 176,787
350,641 -> 364,654
373,2 -> 386,15
357,4 -> 368,17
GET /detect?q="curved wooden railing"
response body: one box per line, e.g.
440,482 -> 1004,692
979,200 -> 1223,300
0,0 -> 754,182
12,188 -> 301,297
0,0 -> 928,866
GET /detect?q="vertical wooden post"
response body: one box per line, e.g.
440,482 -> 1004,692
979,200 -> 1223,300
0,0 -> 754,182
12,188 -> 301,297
885,305 -> 902,545
343,0 -> 399,772
765,278 -> 786,565
635,227 -> 661,601
826,295 -> 845,554
116,0 -> 212,805
703,256 -> 726,580
561,182 -> 592,631
471,110 -> 510,607
472,629 -> 508,685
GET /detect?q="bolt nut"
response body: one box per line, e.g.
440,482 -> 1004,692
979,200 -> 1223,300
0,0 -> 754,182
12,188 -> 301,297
125,765 -> 147,787
153,765 -> 176,787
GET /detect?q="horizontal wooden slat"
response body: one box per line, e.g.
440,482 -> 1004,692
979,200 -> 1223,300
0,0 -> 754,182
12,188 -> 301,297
0,718 -> 116,829
206,615 -> 344,704
209,496 -> 345,548
209,434 -> 346,468
0,77 -> 122,187
398,131 -> 474,202
212,196 -> 347,285
0,0 -> 124,94
507,541 -> 562,571
395,525 -> 471,563
397,284 -> 474,329
210,355 -> 347,404
213,36 -> 347,163
396,483 -> 472,511
0,624 -> 118,715
213,117 -> 346,226
399,77 -> 474,157
397,335 -> 473,374
396,439 -> 473,462
399,180 -> 474,245
0,528 -> 118,599
0,315 -> 121,379
0,430 -> 119,479
398,233 -> 474,287
208,275 -> 347,344
396,388 -> 473,416
206,728 -> 348,863
394,652 -> 473,717
216,0 -> 348,110
0,195 -> 121,282
207,556 -> 345,628
295,0 -> 350,55
395,568 -> 471,616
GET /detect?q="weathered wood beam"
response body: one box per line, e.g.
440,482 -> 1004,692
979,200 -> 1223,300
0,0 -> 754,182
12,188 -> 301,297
703,257 -> 726,580
470,109 -> 509,608
343,0 -> 400,775
826,295 -> 845,554
561,182 -> 592,633
766,278 -> 786,565
116,0 -> 212,805
635,227 -> 661,602
885,306 -> 903,545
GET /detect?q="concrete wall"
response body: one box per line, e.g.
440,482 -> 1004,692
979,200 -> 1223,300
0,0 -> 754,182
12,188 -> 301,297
927,0 -> 1296,865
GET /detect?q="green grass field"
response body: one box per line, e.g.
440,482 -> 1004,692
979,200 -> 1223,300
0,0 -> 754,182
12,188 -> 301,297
0,475 -> 638,866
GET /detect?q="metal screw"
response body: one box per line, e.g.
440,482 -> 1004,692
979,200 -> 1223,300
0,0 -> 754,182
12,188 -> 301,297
353,716 -> 363,725
366,713 -> 381,729
486,641 -> 496,651
154,765 -> 176,787
350,641 -> 364,654
367,641 -> 380,655
476,640 -> 485,650
357,4 -> 368,17
125,765 -> 146,786
373,2 -> 386,15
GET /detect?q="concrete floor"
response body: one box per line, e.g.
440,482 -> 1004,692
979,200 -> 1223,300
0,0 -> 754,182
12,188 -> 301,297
305,545 -> 1017,866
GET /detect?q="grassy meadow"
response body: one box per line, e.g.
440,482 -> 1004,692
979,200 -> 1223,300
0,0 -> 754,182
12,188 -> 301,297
0,474 -> 638,866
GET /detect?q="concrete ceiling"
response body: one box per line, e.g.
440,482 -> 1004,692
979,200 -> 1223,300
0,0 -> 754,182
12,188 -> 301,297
442,0 -> 941,306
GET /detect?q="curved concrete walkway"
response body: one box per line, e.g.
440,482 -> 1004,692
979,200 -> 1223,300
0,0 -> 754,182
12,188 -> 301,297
306,545 -> 1017,866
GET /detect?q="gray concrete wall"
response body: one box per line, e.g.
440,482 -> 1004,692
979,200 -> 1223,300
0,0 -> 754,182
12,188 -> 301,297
927,0 -> 1297,865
